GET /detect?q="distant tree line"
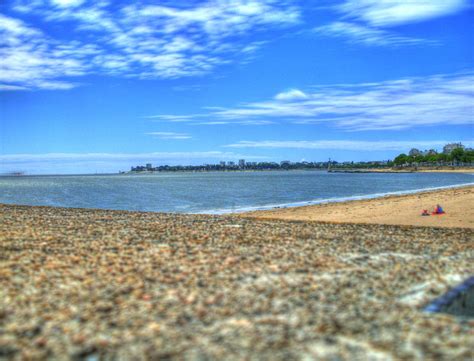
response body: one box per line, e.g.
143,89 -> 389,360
128,160 -> 396,173
131,162 -> 330,173
393,146 -> 474,167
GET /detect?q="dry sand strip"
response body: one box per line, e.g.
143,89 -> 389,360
334,168 -> 474,173
242,186 -> 474,228
0,203 -> 473,360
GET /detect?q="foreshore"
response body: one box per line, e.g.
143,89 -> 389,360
242,185 -> 474,228
329,167 -> 474,173
1,202 -> 473,359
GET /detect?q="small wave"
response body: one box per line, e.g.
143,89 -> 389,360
194,182 -> 474,215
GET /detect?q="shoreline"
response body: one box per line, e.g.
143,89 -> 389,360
202,182 -> 473,215
241,184 -> 474,228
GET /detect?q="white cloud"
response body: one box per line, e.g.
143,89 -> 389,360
145,113 -> 275,126
146,114 -> 207,122
146,132 -> 192,140
225,140 -> 474,151
0,84 -> 29,91
51,0 -> 85,8
315,21 -> 429,46
339,0 -> 468,27
2,0 -> 301,90
12,1 -> 45,13
315,0 -> 468,46
0,13 -> 40,36
0,13 -> 94,90
130,1 -> 299,37
275,89 -> 308,100
148,72 -> 474,131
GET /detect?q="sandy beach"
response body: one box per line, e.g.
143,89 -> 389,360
1,200 -> 473,360
330,168 -> 474,173
414,169 -> 474,173
242,185 -> 474,228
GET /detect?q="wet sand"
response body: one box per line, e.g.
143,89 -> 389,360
242,186 -> 474,228
1,203 -> 473,360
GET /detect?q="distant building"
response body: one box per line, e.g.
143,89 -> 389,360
443,143 -> 465,154
422,149 -> 438,156
220,161 -> 226,167
227,161 -> 235,166
409,148 -> 422,156
131,165 -> 146,172
238,159 -> 246,168
146,163 -> 153,170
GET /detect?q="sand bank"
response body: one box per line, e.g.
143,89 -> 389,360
334,168 -> 474,173
242,185 -> 474,228
415,168 -> 474,173
0,204 -> 473,359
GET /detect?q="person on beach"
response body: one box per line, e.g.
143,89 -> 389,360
433,204 -> 445,214
421,209 -> 430,216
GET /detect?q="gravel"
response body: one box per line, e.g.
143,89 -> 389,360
0,204 -> 473,360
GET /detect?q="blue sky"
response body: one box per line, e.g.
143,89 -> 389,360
0,0 -> 473,174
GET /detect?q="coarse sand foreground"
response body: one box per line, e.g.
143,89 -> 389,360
0,203 -> 473,360
242,185 -> 474,228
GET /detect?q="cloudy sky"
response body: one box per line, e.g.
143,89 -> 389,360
1,0 -> 473,174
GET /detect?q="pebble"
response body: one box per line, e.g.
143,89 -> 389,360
0,204 -> 473,360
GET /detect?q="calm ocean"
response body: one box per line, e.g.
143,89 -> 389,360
0,171 -> 472,214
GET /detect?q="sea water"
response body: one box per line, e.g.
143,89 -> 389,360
0,171 -> 472,214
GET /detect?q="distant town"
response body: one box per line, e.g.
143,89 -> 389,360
127,142 -> 474,173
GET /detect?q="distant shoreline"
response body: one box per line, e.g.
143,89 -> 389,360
2,167 -> 473,177
126,167 -> 474,175
328,167 -> 474,174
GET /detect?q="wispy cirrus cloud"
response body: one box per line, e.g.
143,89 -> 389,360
339,0 -> 468,27
1,0 -> 301,90
314,21 -> 429,46
225,140 -> 474,151
317,0 -> 468,46
146,132 -> 192,140
0,151 -> 265,162
147,72 -> 474,131
145,114 -> 275,126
